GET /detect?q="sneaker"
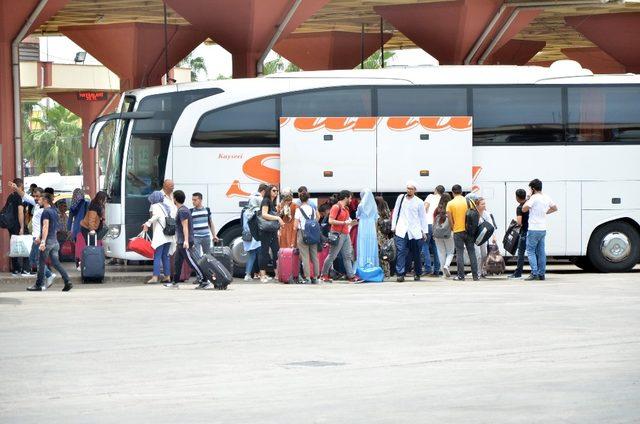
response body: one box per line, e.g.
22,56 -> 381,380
538,275 -> 546,281
310,278 -> 319,284
200,282 -> 214,290
396,276 -> 405,283
164,281 -> 179,288
21,270 -> 31,277
525,274 -> 538,281
11,271 -> 20,277
76,265 -> 81,272
507,274 -> 522,280
260,276 -> 269,283
473,276 -> 480,281
62,282 -> 73,292
414,275 -> 421,281
26,284 -> 45,291
451,276 -> 465,281
443,266 -> 451,278
244,275 -> 252,282
45,273 -> 56,289
348,276 -> 363,283
320,275 -> 333,283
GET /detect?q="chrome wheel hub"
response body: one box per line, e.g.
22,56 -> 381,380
600,232 -> 631,263
229,236 -> 248,267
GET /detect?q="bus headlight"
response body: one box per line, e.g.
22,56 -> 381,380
107,225 -> 121,239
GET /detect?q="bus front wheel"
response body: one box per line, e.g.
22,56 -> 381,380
587,221 -> 640,273
220,224 -> 247,278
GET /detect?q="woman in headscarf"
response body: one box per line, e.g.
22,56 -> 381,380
375,196 -> 392,278
68,188 -> 88,269
142,190 -> 176,284
277,190 -> 297,249
355,189 -> 383,282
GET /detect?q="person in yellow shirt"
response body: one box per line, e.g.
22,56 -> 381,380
446,184 -> 479,281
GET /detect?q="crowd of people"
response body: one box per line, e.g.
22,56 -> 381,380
2,175 -> 558,291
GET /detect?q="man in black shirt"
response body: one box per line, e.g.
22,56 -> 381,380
509,189 -> 530,279
3,178 -> 28,276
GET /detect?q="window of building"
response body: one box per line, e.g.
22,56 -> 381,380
472,87 -> 563,143
192,97 -> 277,146
567,86 -> 640,143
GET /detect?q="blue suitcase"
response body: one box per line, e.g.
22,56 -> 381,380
82,232 -> 105,283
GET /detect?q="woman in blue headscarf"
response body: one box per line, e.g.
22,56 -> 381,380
67,188 -> 88,269
355,188 -> 384,282
142,190 -> 176,284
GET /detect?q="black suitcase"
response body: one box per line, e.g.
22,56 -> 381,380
82,232 -> 105,283
198,253 -> 232,290
502,219 -> 521,255
212,240 -> 234,276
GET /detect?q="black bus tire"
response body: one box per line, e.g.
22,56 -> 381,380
587,221 -> 640,273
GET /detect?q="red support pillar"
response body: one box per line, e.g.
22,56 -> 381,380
485,39 -> 546,65
48,92 -> 117,197
565,12 -> 640,73
61,23 -> 207,91
274,31 -> 392,71
0,1 -> 68,271
165,0 -> 330,78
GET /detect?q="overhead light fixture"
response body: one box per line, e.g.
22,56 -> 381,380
74,51 -> 86,64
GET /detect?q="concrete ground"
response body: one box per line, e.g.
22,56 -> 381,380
1,267 -> 639,423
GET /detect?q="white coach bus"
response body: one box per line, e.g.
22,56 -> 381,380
91,60 -> 640,274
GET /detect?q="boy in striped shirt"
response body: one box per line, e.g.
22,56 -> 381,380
191,192 -> 218,256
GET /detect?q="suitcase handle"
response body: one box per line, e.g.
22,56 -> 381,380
88,230 -> 98,246
213,239 -> 225,247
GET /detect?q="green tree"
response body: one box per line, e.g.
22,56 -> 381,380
361,50 -> 396,69
263,55 -> 300,75
23,104 -> 82,175
181,54 -> 208,81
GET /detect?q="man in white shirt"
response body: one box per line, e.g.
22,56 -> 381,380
162,179 -> 177,217
522,178 -> 558,281
423,185 -> 444,276
391,181 -> 429,282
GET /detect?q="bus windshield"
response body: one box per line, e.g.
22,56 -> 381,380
104,96 -> 136,202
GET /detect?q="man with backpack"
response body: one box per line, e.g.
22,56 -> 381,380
446,184 -> 479,281
391,181 -> 429,282
191,192 -> 218,257
522,179 -> 557,281
2,178 -> 29,276
294,191 -> 321,284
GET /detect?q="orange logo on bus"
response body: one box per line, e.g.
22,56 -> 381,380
226,153 -> 280,198
386,116 -> 472,131
288,117 -> 378,132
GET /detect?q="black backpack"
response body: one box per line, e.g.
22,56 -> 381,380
161,206 -> 176,236
0,198 -> 18,233
320,213 -> 330,237
464,198 -> 479,241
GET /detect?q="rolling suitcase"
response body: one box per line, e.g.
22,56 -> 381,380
316,244 -> 330,278
82,232 -> 105,283
197,253 -> 232,290
212,240 -> 234,276
277,248 -> 300,284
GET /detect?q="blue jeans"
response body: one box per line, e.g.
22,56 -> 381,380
421,225 -> 441,274
513,233 -> 527,277
395,235 -> 424,277
526,230 -> 546,277
153,242 -> 171,277
245,248 -> 259,277
29,241 -> 51,278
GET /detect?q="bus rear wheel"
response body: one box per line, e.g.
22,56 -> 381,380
587,221 -> 640,273
220,224 -> 247,278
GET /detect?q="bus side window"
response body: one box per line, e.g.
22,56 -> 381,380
377,87 -> 467,116
282,88 -> 373,117
567,86 -> 640,143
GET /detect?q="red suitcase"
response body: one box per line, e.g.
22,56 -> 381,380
315,244 -> 331,278
59,240 -> 75,262
277,248 -> 300,284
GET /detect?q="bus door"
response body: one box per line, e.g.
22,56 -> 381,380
377,117 -> 473,192
279,117 -> 377,193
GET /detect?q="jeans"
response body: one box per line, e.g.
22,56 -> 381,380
36,241 -> 70,288
245,247 -> 259,277
395,235 -> 424,277
454,232 -> 478,279
259,231 -> 279,272
513,233 -> 528,277
297,232 -> 319,280
421,224 -> 441,274
434,237 -> 455,271
153,242 -> 171,277
172,243 -> 204,283
526,230 -> 546,277
321,233 -> 355,278
29,241 -> 51,278
193,236 -> 211,257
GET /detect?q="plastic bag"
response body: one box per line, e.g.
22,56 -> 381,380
9,235 -> 32,257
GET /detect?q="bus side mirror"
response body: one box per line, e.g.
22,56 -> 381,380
89,120 -> 108,149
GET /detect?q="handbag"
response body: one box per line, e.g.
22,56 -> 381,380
258,215 -> 280,233
380,238 -> 397,262
127,232 -> 154,259
327,231 -> 340,246
81,210 -> 101,231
